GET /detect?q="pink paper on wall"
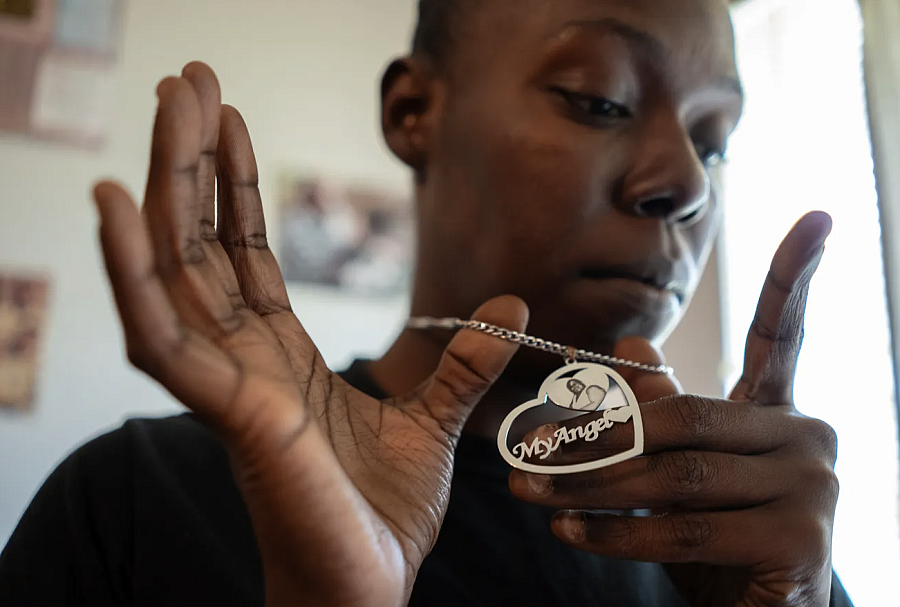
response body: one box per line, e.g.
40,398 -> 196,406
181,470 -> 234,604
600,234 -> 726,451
0,0 -> 122,149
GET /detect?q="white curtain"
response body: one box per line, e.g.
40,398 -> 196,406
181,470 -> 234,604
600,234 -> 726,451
724,0 -> 900,603
860,0 -> 900,452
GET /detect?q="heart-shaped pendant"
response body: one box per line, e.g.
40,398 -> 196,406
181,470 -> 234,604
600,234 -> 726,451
497,362 -> 644,474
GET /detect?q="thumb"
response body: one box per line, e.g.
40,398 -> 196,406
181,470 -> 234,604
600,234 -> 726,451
614,337 -> 683,403
417,295 -> 529,438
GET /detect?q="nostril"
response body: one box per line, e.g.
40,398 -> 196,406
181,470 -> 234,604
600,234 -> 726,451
675,206 -> 703,224
635,196 -> 676,218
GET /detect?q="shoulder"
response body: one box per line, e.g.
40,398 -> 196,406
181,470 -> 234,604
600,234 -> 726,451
100,414 -> 262,597
44,413 -> 247,544
18,414 -> 229,527
117,413 -> 231,478
116,415 -> 262,600
2,414 -> 261,605
58,412 -> 221,467
69,413 -> 253,555
59,413 -> 232,504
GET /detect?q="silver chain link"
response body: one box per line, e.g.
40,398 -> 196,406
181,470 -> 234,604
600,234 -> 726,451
406,317 -> 674,375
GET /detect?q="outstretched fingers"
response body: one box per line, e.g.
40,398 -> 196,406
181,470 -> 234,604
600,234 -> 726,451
180,62 -> 250,313
143,75 -> 244,340
94,181 -> 242,419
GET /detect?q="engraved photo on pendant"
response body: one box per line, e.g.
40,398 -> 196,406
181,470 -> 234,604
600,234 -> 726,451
497,362 -> 644,475
545,365 -> 611,411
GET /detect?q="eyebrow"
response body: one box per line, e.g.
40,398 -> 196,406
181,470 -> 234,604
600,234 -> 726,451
563,17 -> 744,99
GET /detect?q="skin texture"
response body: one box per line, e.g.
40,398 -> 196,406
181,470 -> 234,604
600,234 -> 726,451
92,0 -> 840,606
95,67 -> 530,607
372,0 -> 744,428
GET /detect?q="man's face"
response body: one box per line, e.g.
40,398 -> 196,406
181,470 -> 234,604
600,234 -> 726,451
411,0 -> 742,366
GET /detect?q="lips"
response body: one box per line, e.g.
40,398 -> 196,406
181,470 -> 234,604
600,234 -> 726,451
579,260 -> 687,301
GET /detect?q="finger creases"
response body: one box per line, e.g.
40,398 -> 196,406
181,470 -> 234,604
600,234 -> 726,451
144,75 -> 247,341
509,449 -> 781,511
420,296 -> 530,433
519,394 -> 784,466
216,105 -> 292,316
732,211 -> 832,404
551,508 -> 778,566
94,181 -> 242,419
211,104 -> 325,395
181,61 -> 222,233
146,76 -> 204,270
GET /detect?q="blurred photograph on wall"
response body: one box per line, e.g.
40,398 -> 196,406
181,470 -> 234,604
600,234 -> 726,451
278,175 -> 414,296
0,272 -> 49,412
0,0 -> 36,18
0,0 -> 124,149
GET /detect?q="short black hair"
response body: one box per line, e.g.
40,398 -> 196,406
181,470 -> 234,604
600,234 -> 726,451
411,0 -> 467,69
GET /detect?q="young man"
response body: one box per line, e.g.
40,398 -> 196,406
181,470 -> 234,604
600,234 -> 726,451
0,0 -> 854,605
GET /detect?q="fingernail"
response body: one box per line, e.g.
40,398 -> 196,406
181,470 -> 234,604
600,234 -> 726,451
535,423 -> 558,441
156,76 -> 176,99
91,182 -> 110,213
90,182 -> 102,206
521,423 -> 561,462
555,511 -> 586,542
812,210 -> 833,238
527,474 -> 552,496
806,212 -> 833,251
522,423 -> 558,446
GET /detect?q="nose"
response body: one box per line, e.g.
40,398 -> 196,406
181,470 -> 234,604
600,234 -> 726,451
618,117 -> 711,223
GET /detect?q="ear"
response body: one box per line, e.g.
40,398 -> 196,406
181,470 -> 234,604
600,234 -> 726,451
380,57 -> 440,180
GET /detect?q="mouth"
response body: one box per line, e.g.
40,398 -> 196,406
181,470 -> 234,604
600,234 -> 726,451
579,264 -> 686,302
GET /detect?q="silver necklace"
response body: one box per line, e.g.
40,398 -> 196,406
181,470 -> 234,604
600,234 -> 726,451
407,317 -> 671,474
406,317 -> 673,374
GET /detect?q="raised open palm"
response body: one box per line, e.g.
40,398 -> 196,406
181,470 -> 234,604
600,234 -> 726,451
93,62 -> 527,607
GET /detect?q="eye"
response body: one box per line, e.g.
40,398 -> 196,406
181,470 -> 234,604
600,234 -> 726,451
549,87 -> 632,123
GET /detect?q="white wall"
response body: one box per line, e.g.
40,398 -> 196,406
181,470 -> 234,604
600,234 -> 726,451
0,0 -> 723,543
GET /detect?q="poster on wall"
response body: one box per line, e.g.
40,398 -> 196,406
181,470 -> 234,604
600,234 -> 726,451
0,0 -> 123,149
0,272 -> 50,412
278,174 -> 414,297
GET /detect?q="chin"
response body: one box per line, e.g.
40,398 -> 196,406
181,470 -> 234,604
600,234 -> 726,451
503,280 -> 683,379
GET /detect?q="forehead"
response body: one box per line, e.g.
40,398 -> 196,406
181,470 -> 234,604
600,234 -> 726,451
459,0 -> 738,86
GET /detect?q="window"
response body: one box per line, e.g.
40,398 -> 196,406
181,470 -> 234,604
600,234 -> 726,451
722,0 -> 900,602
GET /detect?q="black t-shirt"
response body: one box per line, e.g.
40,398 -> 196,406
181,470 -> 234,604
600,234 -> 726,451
0,362 -> 854,606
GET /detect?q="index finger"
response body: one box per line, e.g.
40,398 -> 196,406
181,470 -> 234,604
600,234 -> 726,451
519,394 -> 787,467
730,211 -> 832,405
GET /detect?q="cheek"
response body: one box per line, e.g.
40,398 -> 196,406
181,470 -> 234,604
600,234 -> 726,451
475,119 -> 622,290
426,87 -> 628,305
